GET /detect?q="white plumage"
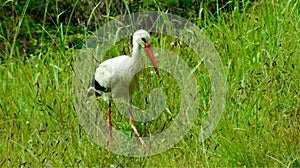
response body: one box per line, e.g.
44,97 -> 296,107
88,29 -> 160,145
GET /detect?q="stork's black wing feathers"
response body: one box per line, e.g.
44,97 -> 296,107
94,79 -> 110,95
87,75 -> 111,97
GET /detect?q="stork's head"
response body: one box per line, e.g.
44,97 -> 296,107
133,29 -> 160,77
133,29 -> 151,48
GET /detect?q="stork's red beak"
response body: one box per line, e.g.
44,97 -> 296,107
144,45 -> 160,77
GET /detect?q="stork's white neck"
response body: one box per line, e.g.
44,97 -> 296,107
132,42 -> 143,64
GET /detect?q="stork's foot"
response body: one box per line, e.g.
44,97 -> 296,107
130,123 -> 145,145
129,98 -> 145,145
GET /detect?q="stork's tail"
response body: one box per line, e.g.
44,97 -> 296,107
87,75 -> 106,97
87,75 -> 100,97
87,86 -> 96,97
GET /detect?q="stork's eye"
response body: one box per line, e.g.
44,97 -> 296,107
141,37 -> 146,43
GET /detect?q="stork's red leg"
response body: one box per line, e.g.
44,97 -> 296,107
129,98 -> 145,145
107,101 -> 113,145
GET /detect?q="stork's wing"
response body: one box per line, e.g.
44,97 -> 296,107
88,55 -> 130,97
95,65 -> 112,93
87,76 -> 109,97
87,64 -> 112,97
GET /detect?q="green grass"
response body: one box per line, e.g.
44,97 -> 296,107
1,0 -> 300,167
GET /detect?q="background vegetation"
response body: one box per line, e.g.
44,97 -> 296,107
1,0 -> 299,167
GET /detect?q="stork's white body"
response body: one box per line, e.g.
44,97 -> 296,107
94,53 -> 142,102
89,29 -> 159,146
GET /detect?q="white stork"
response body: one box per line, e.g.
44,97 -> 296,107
88,29 -> 160,146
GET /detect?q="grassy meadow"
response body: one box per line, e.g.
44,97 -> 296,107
1,0 -> 299,167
